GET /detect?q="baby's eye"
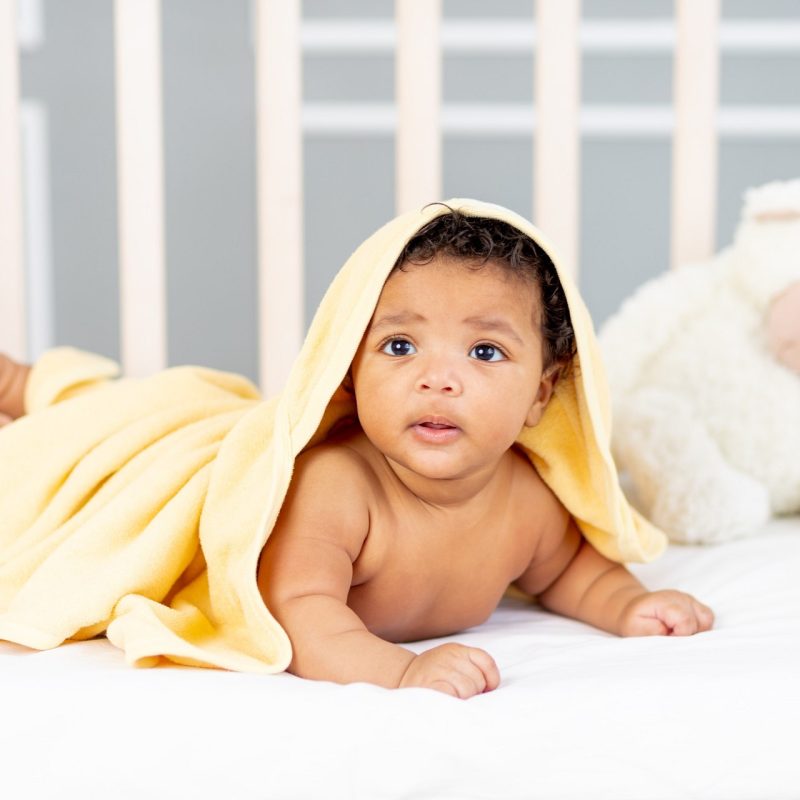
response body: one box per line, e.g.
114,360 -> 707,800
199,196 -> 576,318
469,343 -> 506,362
381,338 -> 416,357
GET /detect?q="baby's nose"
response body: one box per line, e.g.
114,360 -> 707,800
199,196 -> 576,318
415,359 -> 463,395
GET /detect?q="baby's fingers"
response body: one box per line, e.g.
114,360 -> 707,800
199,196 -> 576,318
622,592 -> 715,637
426,664 -> 485,699
626,614 -> 670,636
429,680 -> 460,698
403,644 -> 500,698
466,648 -> 501,692
661,599 -> 714,635
436,648 -> 498,698
663,604 -> 699,635
693,600 -> 715,631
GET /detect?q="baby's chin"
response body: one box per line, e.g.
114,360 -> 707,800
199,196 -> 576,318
387,449 -> 507,489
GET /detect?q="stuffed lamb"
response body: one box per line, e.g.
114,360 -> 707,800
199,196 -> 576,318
599,179 -> 800,543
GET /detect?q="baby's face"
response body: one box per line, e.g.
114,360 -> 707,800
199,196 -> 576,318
349,255 -> 556,483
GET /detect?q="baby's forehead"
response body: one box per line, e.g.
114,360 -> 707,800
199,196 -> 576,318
389,254 -> 543,316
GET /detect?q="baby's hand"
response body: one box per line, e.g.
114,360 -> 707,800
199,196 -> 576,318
398,643 -> 500,699
618,590 -> 714,637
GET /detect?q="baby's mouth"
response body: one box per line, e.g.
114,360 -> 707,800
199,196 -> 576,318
414,415 -> 459,429
411,416 -> 461,442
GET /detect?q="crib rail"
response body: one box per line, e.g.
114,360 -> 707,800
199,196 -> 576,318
114,0 -> 167,380
254,0 -> 303,398
396,0 -> 442,214
535,0 -> 581,279
671,0 -> 720,273
1,0 -> 725,390
0,0 -> 26,364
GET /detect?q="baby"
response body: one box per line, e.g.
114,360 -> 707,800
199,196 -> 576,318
254,209 -> 714,698
0,209 -> 713,697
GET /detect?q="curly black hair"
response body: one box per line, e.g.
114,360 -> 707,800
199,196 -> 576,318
392,204 -> 577,377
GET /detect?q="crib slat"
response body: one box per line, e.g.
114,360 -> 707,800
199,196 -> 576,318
114,0 -> 167,376
671,0 -> 720,269
534,0 -> 581,280
0,0 -> 27,362
395,0 -> 442,214
254,0 -> 304,397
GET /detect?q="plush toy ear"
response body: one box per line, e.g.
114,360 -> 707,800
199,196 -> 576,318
733,179 -> 800,312
766,280 -> 800,374
743,178 -> 800,221
753,209 -> 800,223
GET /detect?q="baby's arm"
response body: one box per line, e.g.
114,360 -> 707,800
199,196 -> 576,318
514,495 -> 713,636
258,447 -> 498,697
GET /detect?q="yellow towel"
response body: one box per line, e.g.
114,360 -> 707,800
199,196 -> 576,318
0,198 -> 667,672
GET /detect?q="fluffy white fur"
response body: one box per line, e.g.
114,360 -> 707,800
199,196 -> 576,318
599,179 -> 800,543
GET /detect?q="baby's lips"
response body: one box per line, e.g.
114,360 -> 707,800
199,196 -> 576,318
414,414 -> 460,429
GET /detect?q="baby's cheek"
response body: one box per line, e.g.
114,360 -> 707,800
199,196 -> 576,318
766,280 -> 800,374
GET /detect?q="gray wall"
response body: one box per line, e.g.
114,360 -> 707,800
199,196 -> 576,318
19,0 -> 800,384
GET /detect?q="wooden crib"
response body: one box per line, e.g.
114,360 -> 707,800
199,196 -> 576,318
2,0 -> 733,392
1,3 -> 798,799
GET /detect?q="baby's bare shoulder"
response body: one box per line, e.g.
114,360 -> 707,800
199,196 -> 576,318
273,439 -> 376,554
258,442 -> 378,608
510,447 -> 567,526
293,438 -> 374,491
508,449 -> 578,595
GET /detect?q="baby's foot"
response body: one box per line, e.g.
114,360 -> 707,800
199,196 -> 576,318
0,353 -> 31,421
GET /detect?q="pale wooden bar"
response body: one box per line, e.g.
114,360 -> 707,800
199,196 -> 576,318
114,0 -> 167,376
671,0 -> 721,269
395,0 -> 442,214
0,0 -> 27,361
534,0 -> 581,280
254,0 -> 304,397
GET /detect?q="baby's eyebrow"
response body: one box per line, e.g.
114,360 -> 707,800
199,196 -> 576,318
462,315 -> 524,346
370,311 -> 426,331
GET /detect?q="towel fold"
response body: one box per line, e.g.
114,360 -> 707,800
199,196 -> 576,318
0,198 -> 667,672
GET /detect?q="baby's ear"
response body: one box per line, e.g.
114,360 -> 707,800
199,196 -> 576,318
524,367 -> 559,427
341,369 -> 355,395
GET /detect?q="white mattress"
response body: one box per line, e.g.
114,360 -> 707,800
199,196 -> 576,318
3,517 -> 799,800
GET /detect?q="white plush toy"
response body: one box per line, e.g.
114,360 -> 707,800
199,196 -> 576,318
599,179 -> 800,544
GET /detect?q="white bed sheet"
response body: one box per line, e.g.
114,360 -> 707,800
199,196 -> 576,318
2,517 -> 799,800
